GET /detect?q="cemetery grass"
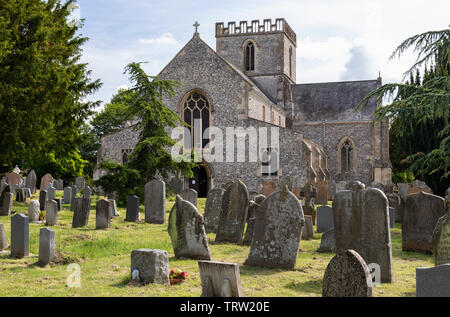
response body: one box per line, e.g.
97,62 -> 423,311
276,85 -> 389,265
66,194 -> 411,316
0,194 -> 432,297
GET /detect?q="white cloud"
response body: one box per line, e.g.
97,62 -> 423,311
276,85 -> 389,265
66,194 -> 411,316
138,33 -> 180,46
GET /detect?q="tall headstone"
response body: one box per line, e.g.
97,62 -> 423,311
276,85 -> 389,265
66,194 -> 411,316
144,180 -> 166,224
432,211 -> 450,266
245,186 -> 304,269
75,176 -> 85,191
7,172 -> 21,193
0,192 -> 13,216
403,192 -> 446,252
262,181 -> 278,196
45,199 -> 58,226
96,199 -> 111,229
168,177 -> 183,195
63,187 -> 72,204
39,190 -> 47,211
130,249 -> 170,285
386,193 -> 401,222
126,195 -> 140,222
216,180 -> 249,244
302,183 -> 317,225
11,213 -> 29,258
322,250 -> 373,297
47,186 -> 56,201
15,188 -> 26,202
242,201 -> 260,246
72,197 -> 91,228
302,215 -> 314,240
181,188 -> 198,207
168,196 -> 211,260
25,170 -> 37,194
198,261 -> 244,297
389,207 -> 395,228
204,188 -> 225,233
0,223 -> 9,251
416,264 -> 450,297
70,185 -> 78,211
83,186 -> 91,198
317,205 -> 334,233
40,173 -> 54,191
316,181 -> 329,204
28,200 -> 40,223
39,228 -> 55,265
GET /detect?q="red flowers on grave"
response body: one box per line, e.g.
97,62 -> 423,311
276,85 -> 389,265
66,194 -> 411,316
169,268 -> 188,285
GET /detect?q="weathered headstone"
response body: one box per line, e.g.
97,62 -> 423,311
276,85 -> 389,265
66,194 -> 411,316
318,229 -> 336,252
72,197 -> 91,228
0,177 -> 7,194
0,192 -> 13,216
389,207 -> 395,228
28,200 -> 40,223
25,170 -> 37,194
317,205 -> 334,233
322,249 -> 373,297
416,264 -> 450,297
11,213 -> 29,258
23,188 -> 31,199
168,196 -> 211,260
403,192 -> 446,252
75,176 -> 85,191
316,181 -> 329,204
397,183 -> 410,199
144,180 -> 166,224
55,198 -> 62,211
40,173 -> 54,191
0,223 -> 8,251
386,193 -> 401,222
216,180 -> 249,244
181,188 -> 198,207
55,179 -> 64,190
168,177 -> 183,195
39,228 -> 55,265
328,181 -> 337,201
15,188 -> 26,202
108,199 -> 118,217
301,183 -> 317,225
45,199 -> 58,226
63,187 -> 72,204
335,181 -> 347,193
130,249 -> 170,285
432,211 -> 450,266
83,186 -> 91,198
198,260 -> 244,297
7,172 -> 21,193
345,181 -> 366,191
47,186 -> 56,201
204,188 -> 225,233
95,199 -> 111,229
242,201 -> 260,246
70,185 -> 78,211
302,215 -> 314,240
245,186 -> 304,269
126,195 -> 140,222
262,181 -> 278,197
39,190 -> 47,211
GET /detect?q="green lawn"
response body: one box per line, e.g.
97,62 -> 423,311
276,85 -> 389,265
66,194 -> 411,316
0,192 -> 432,297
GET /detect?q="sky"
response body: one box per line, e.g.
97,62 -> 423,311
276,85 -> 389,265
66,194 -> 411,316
73,0 -> 450,106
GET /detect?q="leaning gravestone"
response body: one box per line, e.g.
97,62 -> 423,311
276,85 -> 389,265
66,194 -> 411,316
45,200 -> 58,226
25,170 -> 37,194
181,188 -> 198,207
0,223 -> 9,251
72,197 -> 91,228
130,249 -> 170,285
63,187 -> 72,204
0,192 -> 13,216
204,188 -> 225,233
302,215 -> 314,240
416,264 -> 450,297
198,260 -> 244,297
39,190 -> 47,211
432,211 -> 450,266
403,192 -> 446,252
318,229 -> 336,253
333,188 -> 393,283
262,181 -> 278,197
242,201 -> 260,246
28,200 -> 40,223
39,228 -> 55,265
75,176 -> 85,191
11,213 -> 29,258
168,196 -> 211,260
126,196 -> 140,222
216,180 -> 249,244
245,186 -> 304,269
317,205 -> 334,233
96,199 -> 111,229
322,249 -> 373,297
40,173 -> 54,191
144,180 -> 166,224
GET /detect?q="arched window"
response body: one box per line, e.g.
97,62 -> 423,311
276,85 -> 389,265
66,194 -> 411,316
340,139 -> 354,173
121,149 -> 133,164
289,46 -> 293,77
183,91 -> 210,149
245,42 -> 255,71
262,105 -> 266,121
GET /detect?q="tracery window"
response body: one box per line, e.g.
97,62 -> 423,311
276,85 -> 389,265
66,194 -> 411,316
340,140 -> 354,172
121,149 -> 133,164
183,91 -> 210,149
245,42 -> 255,71
289,46 -> 293,77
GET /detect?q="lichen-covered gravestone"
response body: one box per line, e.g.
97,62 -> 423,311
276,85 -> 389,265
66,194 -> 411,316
318,229 -> 336,252
130,249 -> 170,285
144,180 -> 166,224
416,264 -> 450,297
245,186 -> 304,269
45,200 -> 58,226
11,213 -> 29,258
317,205 -> 334,233
432,211 -> 450,266
322,249 -> 373,297
168,177 -> 183,195
204,188 -> 225,233
96,199 -> 111,229
75,176 -> 85,191
63,187 -> 72,204
198,261 -> 244,297
168,196 -> 211,260
40,173 -> 54,191
72,197 -> 91,228
216,180 -> 249,244
126,195 -> 140,222
181,188 -> 198,207
301,215 -> 314,240
28,200 -> 40,223
242,201 -> 261,246
39,228 -> 55,265
25,170 -> 37,194
403,192 -> 446,252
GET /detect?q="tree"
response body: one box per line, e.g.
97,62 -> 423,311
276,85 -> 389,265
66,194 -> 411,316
94,63 -> 197,205
0,0 -> 101,178
358,27 -> 450,196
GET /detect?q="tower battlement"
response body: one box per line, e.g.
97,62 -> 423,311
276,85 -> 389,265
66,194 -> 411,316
215,18 -> 297,46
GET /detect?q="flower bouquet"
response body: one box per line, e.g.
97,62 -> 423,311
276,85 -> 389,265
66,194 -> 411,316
169,269 -> 188,285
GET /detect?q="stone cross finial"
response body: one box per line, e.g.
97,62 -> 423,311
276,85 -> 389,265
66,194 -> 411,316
193,21 -> 200,35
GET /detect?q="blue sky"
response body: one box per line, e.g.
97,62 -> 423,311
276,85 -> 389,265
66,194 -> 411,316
74,0 -> 450,105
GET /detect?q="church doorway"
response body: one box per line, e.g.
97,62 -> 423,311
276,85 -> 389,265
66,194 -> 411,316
189,165 -> 209,198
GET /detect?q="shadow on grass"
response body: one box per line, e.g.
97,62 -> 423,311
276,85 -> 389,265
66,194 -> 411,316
239,265 -> 295,277
284,279 -> 322,294
111,275 -> 132,288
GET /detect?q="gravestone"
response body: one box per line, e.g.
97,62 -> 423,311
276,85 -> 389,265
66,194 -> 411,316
328,181 -> 337,201
70,185 -> 78,211
253,194 -> 266,205
39,190 -> 47,211
316,181 -> 329,204
144,180 -> 166,224
11,213 -> 29,258
108,199 -> 118,217
318,229 -> 336,252
72,197 -> 91,228
204,188 -> 225,233
55,198 -> 62,211
75,176 -> 85,191
28,200 -> 40,223
40,173 -> 54,191
302,183 -> 317,225
416,264 -> 450,297
39,228 -> 55,265
245,186 -> 304,269
216,180 -> 249,244
25,170 -> 37,194
317,205 -> 334,233
302,215 -> 314,240
126,195 -> 140,222
198,261 -> 244,297
45,200 -> 58,226
96,199 -> 111,229
333,188 -> 393,283
386,193 -> 401,222
130,249 -> 170,285
335,181 -> 347,193
168,196 -> 211,260
0,223 -> 8,250
370,182 -> 385,193
345,181 -> 366,191
7,172 -> 21,193
403,192 -> 446,252
23,188 -> 31,199
15,188 -> 26,202
242,201 -> 260,246
47,186 -> 56,201
389,207 -> 395,228
83,186 -> 91,198
55,179 -> 64,190
168,177 -> 183,195
181,188 -> 198,207
63,187 -> 72,204
322,249 -> 373,297
397,183 -> 410,199
432,211 -> 450,266
262,181 -> 278,196
0,177 -> 7,194
0,192 -> 13,216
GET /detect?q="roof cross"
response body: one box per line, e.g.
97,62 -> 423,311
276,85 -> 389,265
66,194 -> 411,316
193,21 -> 200,35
